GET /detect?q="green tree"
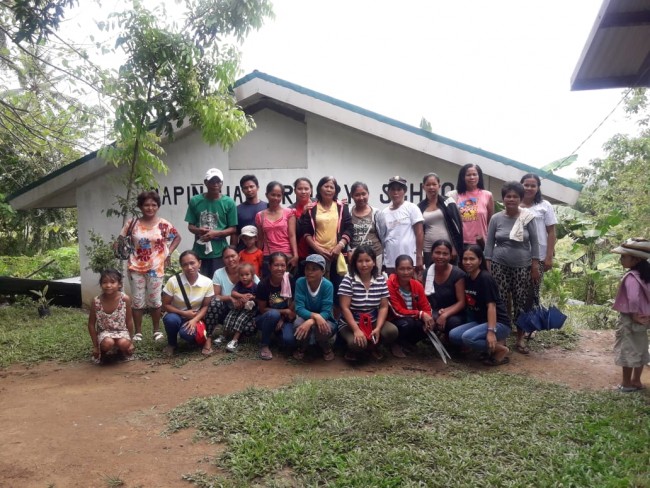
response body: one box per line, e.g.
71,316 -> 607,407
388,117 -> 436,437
98,0 -> 274,222
576,88 -> 650,236
420,116 -> 432,132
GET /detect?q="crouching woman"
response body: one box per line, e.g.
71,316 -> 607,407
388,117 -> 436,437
449,245 -> 511,366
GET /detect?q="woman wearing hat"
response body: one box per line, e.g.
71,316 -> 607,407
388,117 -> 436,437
376,176 -> 424,275
292,254 -> 337,361
611,238 -> 650,392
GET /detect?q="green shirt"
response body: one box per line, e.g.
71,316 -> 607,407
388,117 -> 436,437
185,193 -> 238,259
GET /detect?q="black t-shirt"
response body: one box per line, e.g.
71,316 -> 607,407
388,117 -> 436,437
464,270 -> 510,326
428,265 -> 465,310
256,275 -> 296,309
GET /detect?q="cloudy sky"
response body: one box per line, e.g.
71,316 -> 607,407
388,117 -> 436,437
68,0 -> 637,176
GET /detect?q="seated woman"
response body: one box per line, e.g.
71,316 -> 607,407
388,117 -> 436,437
449,245 -> 511,366
162,250 -> 214,356
255,252 -> 296,360
338,245 -> 399,361
424,239 -> 466,341
387,255 -> 435,357
292,254 -> 337,361
204,246 -> 259,353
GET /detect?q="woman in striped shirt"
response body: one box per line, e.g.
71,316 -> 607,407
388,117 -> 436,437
338,245 -> 398,361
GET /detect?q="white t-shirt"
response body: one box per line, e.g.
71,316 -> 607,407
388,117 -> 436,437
526,200 -> 557,259
376,201 -> 424,268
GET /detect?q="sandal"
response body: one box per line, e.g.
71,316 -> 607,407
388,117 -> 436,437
292,348 -> 306,360
515,343 -> 530,355
322,346 -> 335,362
259,346 -> 273,360
132,333 -> 143,342
201,347 -> 213,356
370,348 -> 385,361
615,384 -> 640,393
344,351 -> 358,362
483,356 -> 510,366
120,355 -> 135,362
391,343 -> 406,358
153,331 -> 164,342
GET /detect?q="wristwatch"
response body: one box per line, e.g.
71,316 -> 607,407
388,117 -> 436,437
486,327 -> 497,333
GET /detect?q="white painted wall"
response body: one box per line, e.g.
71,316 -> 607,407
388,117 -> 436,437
77,108 -> 519,304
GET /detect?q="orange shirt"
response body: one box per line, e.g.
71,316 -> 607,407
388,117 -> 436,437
239,248 -> 264,277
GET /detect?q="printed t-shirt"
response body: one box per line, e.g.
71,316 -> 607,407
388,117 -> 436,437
121,217 -> 178,277
455,189 -> 492,244
257,276 -> 296,310
185,193 -> 237,259
464,270 -> 510,326
350,207 -> 383,258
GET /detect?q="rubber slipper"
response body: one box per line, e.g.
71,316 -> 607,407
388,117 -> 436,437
515,343 -> 530,355
120,355 -> 135,362
483,356 -> 510,366
615,385 -> 639,393
259,347 -> 273,360
292,349 -> 305,360
344,351 -> 358,362
201,347 -> 213,356
370,348 -> 385,361
322,347 -> 335,361
391,344 -> 407,358
153,331 -> 164,342
132,333 -> 143,342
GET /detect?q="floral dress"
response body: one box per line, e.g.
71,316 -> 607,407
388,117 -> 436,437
95,293 -> 131,343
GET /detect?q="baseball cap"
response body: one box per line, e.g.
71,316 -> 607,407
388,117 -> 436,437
387,175 -> 407,189
240,225 -> 258,237
204,168 -> 224,182
304,254 -> 326,270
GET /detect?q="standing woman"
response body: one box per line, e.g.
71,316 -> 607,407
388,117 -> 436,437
449,246 -> 511,366
418,173 -> 463,265
450,164 -> 494,246
425,239 -> 466,341
290,177 -> 315,277
255,252 -> 296,360
376,176 -> 424,275
119,190 -> 181,342
338,245 -> 399,361
161,251 -> 214,356
484,181 -> 540,355
349,182 -> 384,271
520,173 -> 557,304
256,181 -> 299,275
298,176 -> 353,293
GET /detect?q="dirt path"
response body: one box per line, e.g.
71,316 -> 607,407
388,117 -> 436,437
0,330 -> 620,488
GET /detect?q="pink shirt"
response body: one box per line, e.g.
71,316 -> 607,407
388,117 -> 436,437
613,270 -> 650,315
256,207 -> 294,256
455,189 -> 492,244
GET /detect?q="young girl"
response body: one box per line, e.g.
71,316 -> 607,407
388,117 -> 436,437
611,238 -> 650,392
338,245 -> 399,361
449,245 -> 511,366
87,269 -> 135,363
238,225 -> 264,277
223,263 -> 259,353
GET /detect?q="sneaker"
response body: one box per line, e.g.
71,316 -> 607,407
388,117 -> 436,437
226,340 -> 238,353
214,335 -> 226,346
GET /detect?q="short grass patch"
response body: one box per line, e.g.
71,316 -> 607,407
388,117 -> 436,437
168,374 -> 650,487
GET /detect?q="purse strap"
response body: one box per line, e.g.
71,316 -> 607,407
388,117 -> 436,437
175,273 -> 192,310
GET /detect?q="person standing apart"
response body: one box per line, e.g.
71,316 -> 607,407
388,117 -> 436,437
376,176 -> 424,275
449,164 -> 494,246
118,190 -> 181,342
185,168 -> 238,279
232,174 -> 267,251
610,238 -> 650,392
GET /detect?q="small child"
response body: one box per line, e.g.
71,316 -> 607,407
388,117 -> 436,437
239,225 -> 264,278
611,238 -> 650,392
223,263 -> 259,352
87,269 -> 135,364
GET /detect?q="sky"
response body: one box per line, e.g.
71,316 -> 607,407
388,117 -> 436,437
66,0 -> 639,177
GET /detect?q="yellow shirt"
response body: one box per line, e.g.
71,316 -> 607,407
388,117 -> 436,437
315,203 -> 338,249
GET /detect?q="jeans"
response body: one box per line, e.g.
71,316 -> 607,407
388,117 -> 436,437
163,313 -> 197,347
448,321 -> 510,352
255,309 -> 296,347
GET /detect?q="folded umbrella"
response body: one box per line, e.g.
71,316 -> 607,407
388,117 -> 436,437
516,306 -> 567,333
426,329 -> 451,364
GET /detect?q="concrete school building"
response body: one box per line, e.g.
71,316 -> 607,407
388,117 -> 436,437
8,71 -> 581,305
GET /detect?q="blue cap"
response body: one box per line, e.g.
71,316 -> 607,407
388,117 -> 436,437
304,254 -> 326,270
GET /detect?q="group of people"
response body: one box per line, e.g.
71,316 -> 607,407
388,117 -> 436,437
89,163 -> 566,368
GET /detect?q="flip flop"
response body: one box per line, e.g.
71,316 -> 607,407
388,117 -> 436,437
515,343 -> 530,355
259,347 -> 273,360
322,347 -> 335,361
344,351 -> 358,362
292,349 -> 306,360
153,331 -> 164,342
132,333 -> 143,342
615,385 -> 639,393
483,356 -> 510,366
201,347 -> 213,356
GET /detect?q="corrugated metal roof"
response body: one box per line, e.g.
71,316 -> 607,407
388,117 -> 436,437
571,0 -> 650,90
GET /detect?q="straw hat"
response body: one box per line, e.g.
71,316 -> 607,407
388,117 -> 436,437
611,238 -> 650,260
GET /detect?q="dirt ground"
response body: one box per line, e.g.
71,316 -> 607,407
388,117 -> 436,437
0,330 -> 626,488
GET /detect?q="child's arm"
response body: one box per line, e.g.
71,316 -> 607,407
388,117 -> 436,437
632,313 -> 650,326
87,305 -> 99,358
123,295 -> 135,338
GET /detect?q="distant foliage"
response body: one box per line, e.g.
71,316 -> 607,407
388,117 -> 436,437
0,246 -> 80,279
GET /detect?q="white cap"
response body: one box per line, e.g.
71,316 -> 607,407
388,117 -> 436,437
240,225 -> 258,237
204,168 -> 224,182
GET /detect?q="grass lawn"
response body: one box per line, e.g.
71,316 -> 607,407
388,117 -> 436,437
168,374 -> 650,488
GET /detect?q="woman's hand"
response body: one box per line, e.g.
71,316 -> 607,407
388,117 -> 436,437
486,329 -> 496,353
282,309 -> 296,321
183,319 -> 198,335
294,320 -> 313,341
275,318 -> 285,332
92,345 -> 100,359
314,314 -> 330,335
543,257 -> 553,272
370,327 -> 381,345
531,264 -> 541,284
435,310 -> 448,327
288,255 -> 299,270
353,329 -> 367,349
164,255 -> 172,268
422,312 -> 435,330
181,309 -> 197,320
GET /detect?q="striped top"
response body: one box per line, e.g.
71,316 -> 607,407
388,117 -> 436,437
338,273 -> 389,323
